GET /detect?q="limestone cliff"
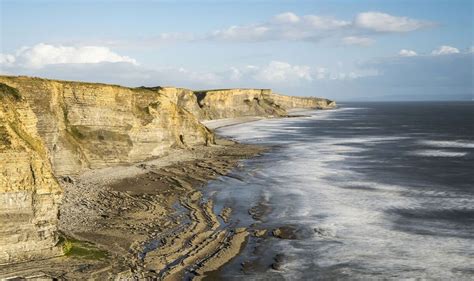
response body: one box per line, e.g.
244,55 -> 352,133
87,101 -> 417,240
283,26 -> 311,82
156,87 -> 335,120
0,76 -> 214,176
266,92 -> 336,110
0,83 -> 62,264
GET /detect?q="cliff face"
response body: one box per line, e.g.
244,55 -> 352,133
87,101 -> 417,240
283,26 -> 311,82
154,87 -> 204,119
157,87 -> 336,120
266,92 -> 336,110
0,77 -> 214,176
0,84 -> 62,264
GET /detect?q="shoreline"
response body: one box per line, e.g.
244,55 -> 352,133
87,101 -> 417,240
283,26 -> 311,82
202,117 -> 265,130
202,108 -> 318,130
0,137 -> 266,280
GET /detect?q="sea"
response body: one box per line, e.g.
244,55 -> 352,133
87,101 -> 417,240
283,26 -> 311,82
204,102 -> 474,280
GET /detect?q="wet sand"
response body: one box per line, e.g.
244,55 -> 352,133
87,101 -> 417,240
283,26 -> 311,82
0,138 -> 265,280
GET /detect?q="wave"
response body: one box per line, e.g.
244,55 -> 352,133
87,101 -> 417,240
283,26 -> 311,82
419,140 -> 474,149
411,149 -> 468,157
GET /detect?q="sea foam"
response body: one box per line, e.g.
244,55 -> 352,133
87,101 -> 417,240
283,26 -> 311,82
412,149 -> 468,157
419,140 -> 474,149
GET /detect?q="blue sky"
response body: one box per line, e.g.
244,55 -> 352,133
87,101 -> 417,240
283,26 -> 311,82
1,0 -> 473,100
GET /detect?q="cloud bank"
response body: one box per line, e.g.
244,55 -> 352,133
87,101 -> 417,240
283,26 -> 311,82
1,42 -> 471,101
431,45 -> 460,55
1,43 -> 137,68
96,11 -> 434,48
354,12 -> 433,32
206,11 -> 433,44
399,49 -> 418,57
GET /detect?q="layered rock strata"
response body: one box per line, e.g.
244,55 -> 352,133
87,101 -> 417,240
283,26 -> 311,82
155,87 -> 336,120
0,77 -> 214,176
0,83 -> 62,264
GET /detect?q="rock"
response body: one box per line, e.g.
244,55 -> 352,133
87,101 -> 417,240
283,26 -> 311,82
271,253 -> 286,271
313,226 -> 335,238
272,225 -> 314,240
0,84 -> 62,264
241,260 -> 267,273
61,176 -> 75,184
219,207 -> 232,223
253,229 -> 267,238
272,226 -> 298,239
248,202 -> 271,221
157,87 -> 336,121
235,227 -> 247,234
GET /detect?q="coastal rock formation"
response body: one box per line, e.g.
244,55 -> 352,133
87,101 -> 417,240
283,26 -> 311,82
156,87 -> 336,120
0,76 -> 214,176
0,75 -> 334,266
266,92 -> 336,110
0,84 -> 62,264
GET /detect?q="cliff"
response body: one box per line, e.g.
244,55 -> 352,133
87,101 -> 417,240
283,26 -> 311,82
155,87 -> 336,120
266,92 -> 336,110
0,76 -> 214,176
0,84 -> 62,264
0,75 -> 335,265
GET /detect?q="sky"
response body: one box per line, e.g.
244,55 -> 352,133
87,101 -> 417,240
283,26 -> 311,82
0,0 -> 473,101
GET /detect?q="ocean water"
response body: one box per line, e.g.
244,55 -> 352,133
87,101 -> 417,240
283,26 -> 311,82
205,102 -> 474,280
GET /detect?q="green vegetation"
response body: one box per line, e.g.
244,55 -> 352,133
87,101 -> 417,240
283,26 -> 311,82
0,83 -> 22,101
133,103 -> 154,125
8,121 -> 46,155
60,236 -> 108,260
69,126 -> 85,140
0,126 -> 11,147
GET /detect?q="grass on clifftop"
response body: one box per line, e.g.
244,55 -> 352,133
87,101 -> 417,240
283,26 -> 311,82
60,236 -> 108,260
0,83 -> 22,101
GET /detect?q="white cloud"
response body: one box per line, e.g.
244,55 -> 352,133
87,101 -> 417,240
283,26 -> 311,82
302,15 -> 350,30
272,12 -> 300,24
399,49 -> 418,57
227,61 -> 365,83
208,12 -> 361,42
229,67 -> 242,81
207,11 -> 431,43
342,36 -> 375,46
0,53 -> 15,66
315,67 -> 329,80
431,45 -> 460,55
176,67 -> 221,85
2,43 -> 137,68
210,25 -> 270,41
253,61 -> 313,83
354,11 -> 433,32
